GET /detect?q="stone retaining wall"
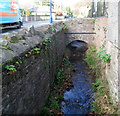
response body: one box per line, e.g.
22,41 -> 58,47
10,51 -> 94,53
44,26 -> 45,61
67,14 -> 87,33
93,11 -> 119,106
1,22 -> 67,114
106,2 -> 120,105
1,16 -> 119,114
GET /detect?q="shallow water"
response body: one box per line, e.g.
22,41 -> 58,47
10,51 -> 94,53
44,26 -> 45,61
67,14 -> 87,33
61,42 -> 95,115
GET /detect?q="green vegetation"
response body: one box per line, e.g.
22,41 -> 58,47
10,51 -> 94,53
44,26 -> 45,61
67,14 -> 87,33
24,38 -> 52,58
84,46 -> 101,76
51,27 -> 56,32
54,68 -> 65,85
84,46 -> 117,115
92,19 -> 97,23
20,8 -> 31,16
42,38 -> 52,50
62,24 -> 67,30
96,45 -> 110,64
7,59 -> 13,63
0,44 -> 12,50
15,59 -> 23,65
61,58 -> 71,67
57,30 -> 61,33
5,65 -> 17,73
40,58 -> 73,115
3,38 -> 52,75
92,78 -> 117,114
84,45 -> 110,76
9,36 -> 25,43
31,47 -> 41,54
65,7 -> 73,17
40,107 -> 51,116
25,47 -> 41,57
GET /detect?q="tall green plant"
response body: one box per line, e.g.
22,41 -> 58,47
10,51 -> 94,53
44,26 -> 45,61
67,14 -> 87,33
84,46 -> 101,77
85,46 -> 117,114
96,45 -> 111,64
66,7 -> 73,16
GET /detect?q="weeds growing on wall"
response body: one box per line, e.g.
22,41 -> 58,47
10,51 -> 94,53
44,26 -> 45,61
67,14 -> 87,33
84,45 -> 111,77
96,45 -> 110,64
5,65 -> 17,72
0,44 -> 12,50
62,23 -> 67,30
91,78 -> 118,114
40,58 -> 73,115
4,38 -> 52,75
51,27 -> 56,33
92,19 -> 97,23
85,46 -> 117,115
84,46 -> 101,77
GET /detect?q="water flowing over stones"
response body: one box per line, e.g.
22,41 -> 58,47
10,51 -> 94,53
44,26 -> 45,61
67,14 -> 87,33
62,41 -> 94,114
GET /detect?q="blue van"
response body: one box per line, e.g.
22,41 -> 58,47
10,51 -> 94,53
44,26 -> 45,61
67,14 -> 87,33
0,0 -> 23,29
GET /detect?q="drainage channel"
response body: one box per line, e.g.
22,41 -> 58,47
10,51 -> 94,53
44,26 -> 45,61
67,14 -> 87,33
61,40 -> 95,115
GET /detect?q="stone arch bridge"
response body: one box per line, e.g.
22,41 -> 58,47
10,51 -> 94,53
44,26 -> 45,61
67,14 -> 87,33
1,17 -> 119,114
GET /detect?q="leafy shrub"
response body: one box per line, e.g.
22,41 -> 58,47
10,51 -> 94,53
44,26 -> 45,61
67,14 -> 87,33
96,45 -> 111,64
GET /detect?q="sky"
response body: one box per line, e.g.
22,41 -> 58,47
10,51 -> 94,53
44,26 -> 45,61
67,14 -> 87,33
18,0 -> 34,8
18,0 -> 81,5
54,0 -> 81,6
18,0 -> 118,7
18,0 -> 116,9
18,0 -> 83,8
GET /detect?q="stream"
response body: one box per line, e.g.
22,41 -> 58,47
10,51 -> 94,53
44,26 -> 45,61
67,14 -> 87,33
61,41 -> 95,115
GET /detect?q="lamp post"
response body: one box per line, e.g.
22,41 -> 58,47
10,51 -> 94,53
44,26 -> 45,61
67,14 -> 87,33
50,0 -> 53,23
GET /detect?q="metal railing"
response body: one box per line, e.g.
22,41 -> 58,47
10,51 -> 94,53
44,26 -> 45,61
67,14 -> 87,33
22,15 -> 50,22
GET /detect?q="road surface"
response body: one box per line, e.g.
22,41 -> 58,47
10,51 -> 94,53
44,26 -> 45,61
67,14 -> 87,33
1,20 -> 50,34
